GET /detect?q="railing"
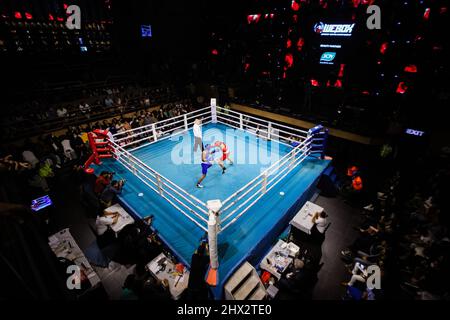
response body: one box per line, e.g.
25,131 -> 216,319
216,107 -> 309,147
113,106 -> 213,151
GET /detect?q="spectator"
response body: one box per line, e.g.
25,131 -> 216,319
22,143 -> 40,168
61,134 -> 77,161
105,96 -> 114,108
100,179 -> 124,207
94,171 -> 113,195
56,106 -> 68,117
95,209 -> 119,248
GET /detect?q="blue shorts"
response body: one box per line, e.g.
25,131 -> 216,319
201,162 -> 212,175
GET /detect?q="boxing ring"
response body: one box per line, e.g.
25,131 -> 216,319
88,104 -> 330,298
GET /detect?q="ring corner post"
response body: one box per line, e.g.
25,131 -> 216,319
210,98 -> 218,124
206,199 -> 222,287
308,124 -> 328,160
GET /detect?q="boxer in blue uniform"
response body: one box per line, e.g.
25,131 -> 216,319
196,144 -> 226,188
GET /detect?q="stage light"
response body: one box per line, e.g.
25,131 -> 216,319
211,49 -> 218,55
423,8 -> 430,21
14,12 -> 22,19
25,13 -> 33,20
338,64 -> 345,78
291,1 -> 300,11
380,42 -> 388,54
396,82 -> 407,94
286,39 -> 292,48
311,79 -> 319,87
297,37 -> 304,51
284,53 -> 293,68
404,65 -> 417,73
49,14 -> 54,21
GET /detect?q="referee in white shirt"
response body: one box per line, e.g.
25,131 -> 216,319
193,118 -> 204,152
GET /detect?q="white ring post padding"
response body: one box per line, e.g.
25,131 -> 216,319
211,103 -> 217,124
206,199 -> 222,269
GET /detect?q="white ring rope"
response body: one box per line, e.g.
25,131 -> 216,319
220,137 -> 312,217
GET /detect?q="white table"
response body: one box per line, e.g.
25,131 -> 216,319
260,240 -> 299,280
104,203 -> 135,234
48,228 -> 101,287
147,253 -> 189,300
290,201 -> 324,235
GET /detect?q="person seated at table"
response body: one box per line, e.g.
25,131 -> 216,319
94,171 -> 113,195
277,258 -> 311,293
100,179 -> 124,208
95,209 -> 119,248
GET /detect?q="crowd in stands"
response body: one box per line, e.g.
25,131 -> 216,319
0,99 -> 196,198
338,148 -> 450,300
1,83 -> 180,141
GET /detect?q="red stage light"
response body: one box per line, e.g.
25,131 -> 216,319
423,8 -> 430,21
25,12 -> 33,20
334,79 -> 342,88
291,1 -> 300,11
311,79 -> 319,87
49,14 -> 54,21
352,0 -> 360,8
396,82 -> 407,94
244,63 -> 250,72
284,53 -> 294,68
338,64 -> 345,78
211,49 -> 218,55
14,12 -> 22,19
286,39 -> 292,49
380,42 -> 388,55
297,37 -> 304,51
247,14 -> 261,24
362,90 -> 370,95
64,4 -> 68,10
57,17 -> 64,22
404,65 -> 417,73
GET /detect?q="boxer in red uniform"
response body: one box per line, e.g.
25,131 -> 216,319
214,141 -> 233,165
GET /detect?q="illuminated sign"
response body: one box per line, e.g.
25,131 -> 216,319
405,128 -> 425,137
320,44 -> 342,49
141,25 -> 152,38
314,22 -> 355,36
320,52 -> 336,64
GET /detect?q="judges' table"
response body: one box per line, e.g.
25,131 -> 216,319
290,201 -> 324,235
146,252 -> 189,300
259,239 -> 299,280
104,203 -> 135,234
48,228 -> 101,287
